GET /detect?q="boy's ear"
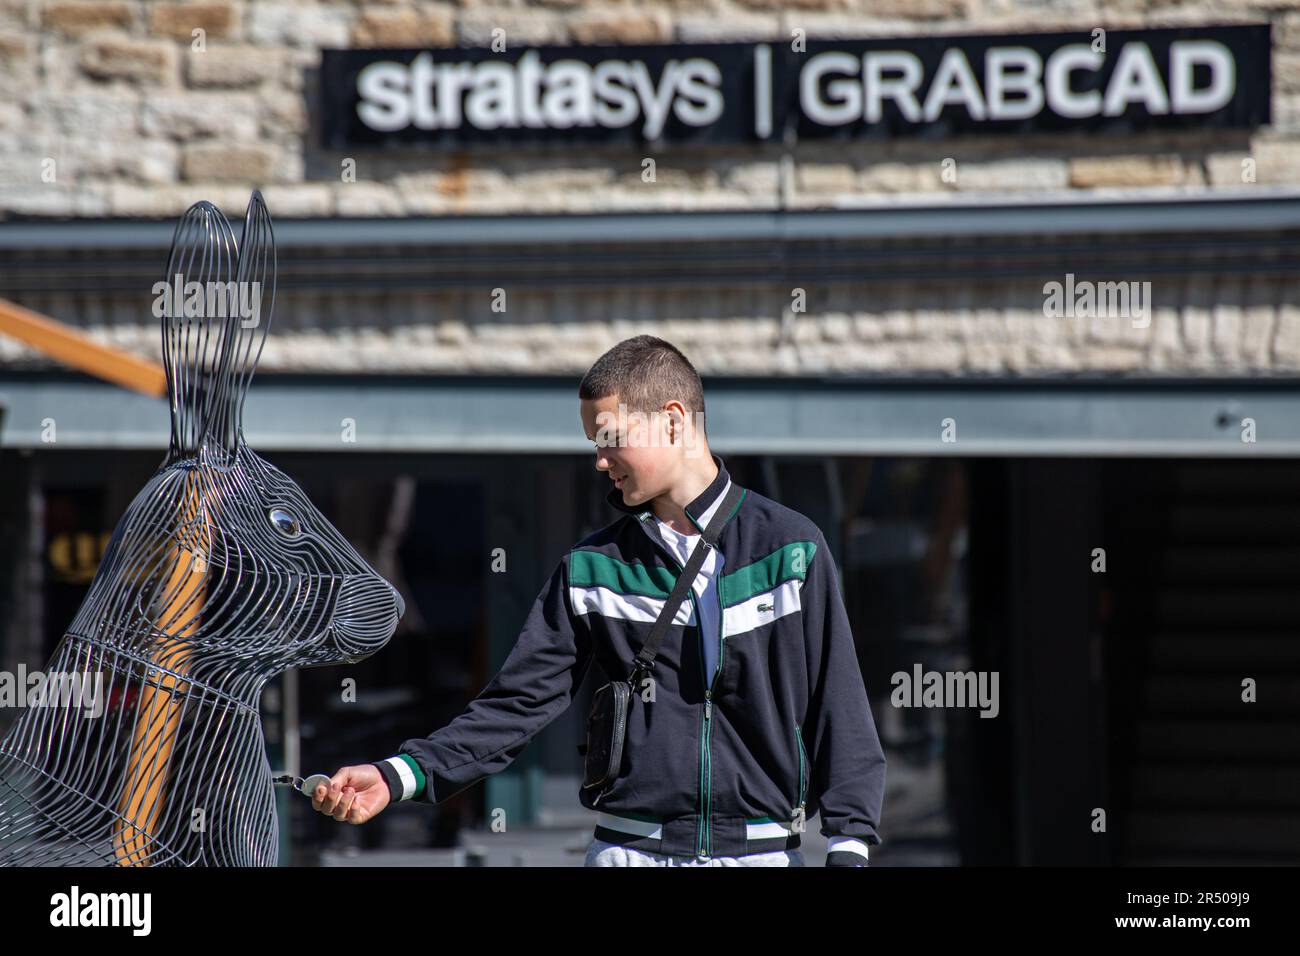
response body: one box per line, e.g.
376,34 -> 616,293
662,402 -> 687,443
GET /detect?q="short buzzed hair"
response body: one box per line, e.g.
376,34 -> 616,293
579,335 -> 706,436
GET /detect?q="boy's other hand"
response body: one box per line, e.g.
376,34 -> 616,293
311,764 -> 391,824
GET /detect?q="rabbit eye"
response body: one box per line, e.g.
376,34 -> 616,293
268,508 -> 301,538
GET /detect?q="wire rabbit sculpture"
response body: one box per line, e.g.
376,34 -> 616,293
0,191 -> 405,866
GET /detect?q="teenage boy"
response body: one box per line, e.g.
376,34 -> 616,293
313,335 -> 885,866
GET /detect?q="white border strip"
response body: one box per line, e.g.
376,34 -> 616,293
828,836 -> 871,860
597,812 -> 664,840
384,756 -> 417,801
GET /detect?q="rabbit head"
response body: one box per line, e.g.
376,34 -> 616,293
70,191 -> 405,683
0,191 -> 403,869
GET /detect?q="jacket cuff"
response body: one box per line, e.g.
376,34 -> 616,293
826,836 -> 870,867
373,754 -> 426,802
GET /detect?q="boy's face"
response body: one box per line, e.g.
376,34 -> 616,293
580,393 -> 681,507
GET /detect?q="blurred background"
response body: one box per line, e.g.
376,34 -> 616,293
1,0 -> 1298,866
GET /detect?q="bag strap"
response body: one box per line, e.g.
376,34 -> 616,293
630,481 -> 744,683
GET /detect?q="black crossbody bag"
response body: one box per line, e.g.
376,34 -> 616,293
579,483 -> 744,802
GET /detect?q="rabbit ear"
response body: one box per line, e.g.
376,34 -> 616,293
203,190 -> 276,456
223,192 -> 276,450
159,199 -> 240,463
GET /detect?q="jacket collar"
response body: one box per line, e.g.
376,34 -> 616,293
605,452 -> 732,534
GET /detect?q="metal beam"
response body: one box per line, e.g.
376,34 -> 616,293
4,189 -> 1300,251
0,298 -> 166,395
2,374 -> 1298,457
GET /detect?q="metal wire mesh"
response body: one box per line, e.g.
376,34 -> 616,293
0,191 -> 405,866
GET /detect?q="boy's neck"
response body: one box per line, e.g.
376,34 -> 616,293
651,451 -> 719,534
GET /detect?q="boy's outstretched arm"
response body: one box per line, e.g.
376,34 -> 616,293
313,555 -> 592,824
800,531 -> 887,866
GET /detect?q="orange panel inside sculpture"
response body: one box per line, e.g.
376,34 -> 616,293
113,478 -> 203,866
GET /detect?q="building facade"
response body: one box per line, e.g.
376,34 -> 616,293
1,1 -> 1297,865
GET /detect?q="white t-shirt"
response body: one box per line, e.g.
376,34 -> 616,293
652,499 -> 726,690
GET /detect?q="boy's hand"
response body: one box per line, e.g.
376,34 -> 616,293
311,764 -> 391,824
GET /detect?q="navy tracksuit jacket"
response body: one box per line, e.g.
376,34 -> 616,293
375,453 -> 886,865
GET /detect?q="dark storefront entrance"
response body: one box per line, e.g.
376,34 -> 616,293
2,445 -> 1296,864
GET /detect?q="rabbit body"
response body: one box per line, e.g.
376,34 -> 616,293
0,193 -> 404,866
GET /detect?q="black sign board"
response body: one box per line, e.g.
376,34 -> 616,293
319,24 -> 1271,150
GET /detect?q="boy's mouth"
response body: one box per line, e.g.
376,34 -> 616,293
613,474 -> 628,488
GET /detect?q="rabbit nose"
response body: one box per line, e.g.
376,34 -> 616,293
334,575 -> 403,655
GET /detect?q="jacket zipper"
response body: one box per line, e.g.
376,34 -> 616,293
794,722 -> 807,815
686,490 -> 742,859
701,570 -> 728,857
635,514 -> 718,859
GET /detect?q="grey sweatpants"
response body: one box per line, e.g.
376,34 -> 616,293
584,837 -> 805,867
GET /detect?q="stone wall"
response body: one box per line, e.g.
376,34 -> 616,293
0,1 -> 1298,378
4,272 -> 1299,376
1,0 -> 1298,217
